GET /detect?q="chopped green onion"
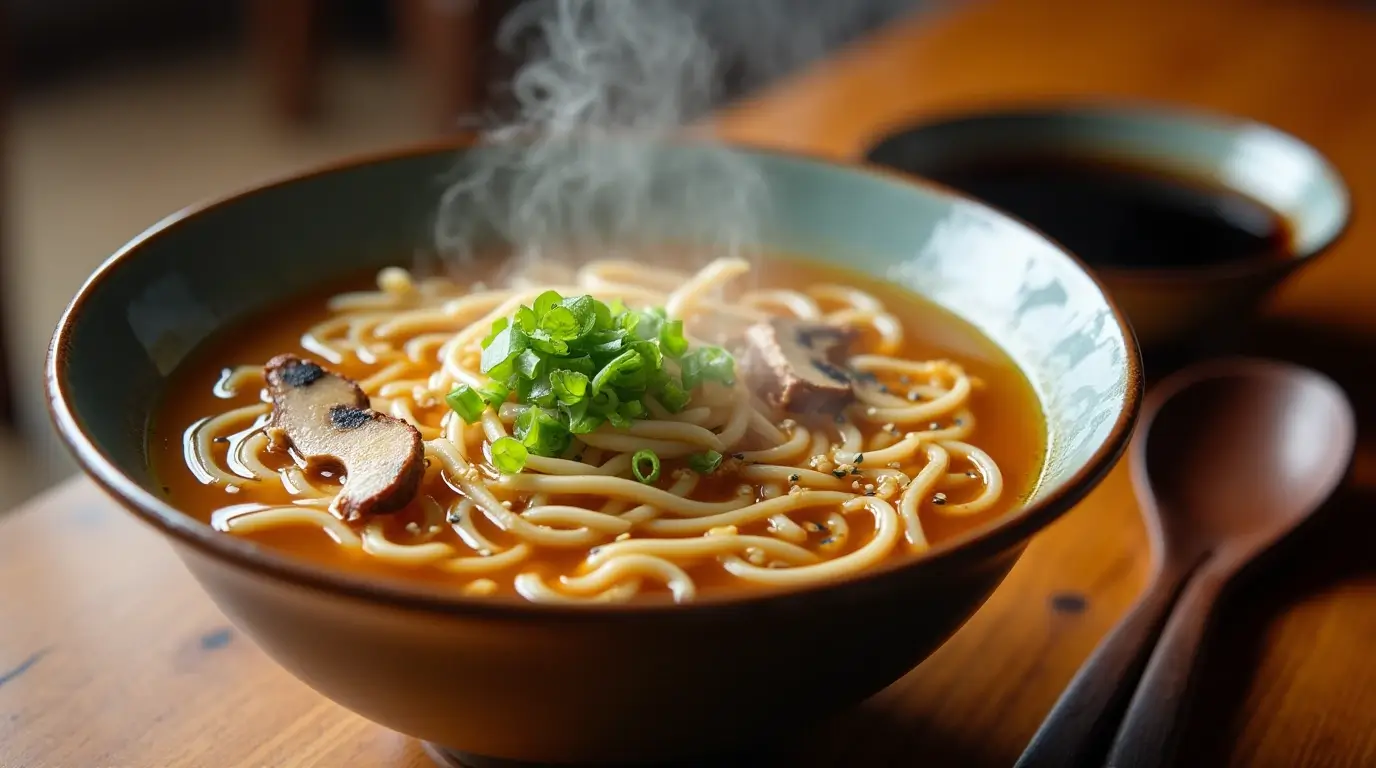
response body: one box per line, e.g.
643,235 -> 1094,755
563,400 -> 605,434
653,374 -> 691,413
591,348 -> 643,394
514,305 -> 537,333
533,290 -> 563,319
539,305 -> 581,340
681,345 -> 736,390
689,450 -> 723,474
490,436 -> 528,474
515,407 -> 570,457
514,349 -> 544,379
482,316 -> 509,347
550,369 -> 590,404
659,319 -> 689,357
632,449 -> 661,484
445,385 -> 486,424
480,326 -> 527,374
477,381 -> 509,407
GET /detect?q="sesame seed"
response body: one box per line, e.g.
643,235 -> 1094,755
212,436 -> 230,444
866,407 -> 878,417
929,422 -> 941,431
615,532 -> 632,541
864,483 -> 875,492
932,493 -> 947,505
501,500 -> 513,509
405,522 -> 421,534
851,480 -> 861,490
882,422 -> 897,433
966,470 -> 979,478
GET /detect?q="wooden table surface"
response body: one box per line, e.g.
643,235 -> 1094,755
5,1 -> 1376,766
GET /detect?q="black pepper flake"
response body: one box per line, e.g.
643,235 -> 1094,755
831,469 -> 847,478
932,493 -> 947,505
850,467 -> 862,476
446,510 -> 463,524
954,418 -> 964,426
732,453 -> 745,460
834,413 -> 847,424
573,454 -> 583,462
878,385 -> 891,394
161,485 -> 171,493
788,473 -> 800,482
212,436 -> 230,444
864,490 -> 876,496
820,537 -> 835,545
899,375 -> 912,384
854,453 -> 864,464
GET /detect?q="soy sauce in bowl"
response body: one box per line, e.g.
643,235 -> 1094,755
902,154 -> 1293,272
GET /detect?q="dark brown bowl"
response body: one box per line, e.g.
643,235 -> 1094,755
47,140 -> 1141,764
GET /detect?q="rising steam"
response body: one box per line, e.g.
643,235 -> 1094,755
431,0 -> 921,277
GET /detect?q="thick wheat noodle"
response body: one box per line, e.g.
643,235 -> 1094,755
514,572 -> 642,603
821,512 -> 849,553
807,284 -> 884,312
497,473 -> 755,518
188,404 -> 270,485
588,534 -> 819,568
640,491 -> 857,536
618,471 -> 699,525
359,360 -> 412,394
739,425 -> 811,463
739,289 -> 822,320
230,431 -> 276,481
362,520 -> 455,564
767,514 -> 809,543
218,505 -> 361,547
721,497 -> 900,585
836,418 -> 864,456
404,333 -> 455,364
448,498 -> 503,554
936,441 -> 1005,516
521,506 -> 634,535
559,554 -> 696,603
437,543 -> 533,574
899,443 -> 949,550
214,365 -> 265,397
739,465 -> 848,491
664,257 -> 750,319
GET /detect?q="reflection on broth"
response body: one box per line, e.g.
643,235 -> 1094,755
150,255 -> 1046,603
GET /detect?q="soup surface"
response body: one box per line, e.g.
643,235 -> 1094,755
150,254 -> 1046,603
898,154 -> 1291,271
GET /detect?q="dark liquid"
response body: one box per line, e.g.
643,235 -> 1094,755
918,156 -> 1292,270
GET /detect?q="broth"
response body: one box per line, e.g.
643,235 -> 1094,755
917,155 -> 1292,271
149,255 -> 1046,601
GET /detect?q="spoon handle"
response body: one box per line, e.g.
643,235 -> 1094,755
1103,556 -> 1234,768
1014,555 -> 1206,768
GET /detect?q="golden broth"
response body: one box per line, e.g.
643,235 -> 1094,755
149,255 -> 1046,600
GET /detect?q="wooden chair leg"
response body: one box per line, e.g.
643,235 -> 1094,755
395,0 -> 489,132
248,0 -> 320,123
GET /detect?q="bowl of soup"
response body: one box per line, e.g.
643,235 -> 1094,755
865,104 -> 1350,359
48,141 -> 1140,765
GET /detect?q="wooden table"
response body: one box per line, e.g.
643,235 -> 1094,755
5,1 -> 1376,765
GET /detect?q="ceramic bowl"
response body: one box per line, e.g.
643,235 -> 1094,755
48,141 -> 1140,766
865,104 -> 1350,355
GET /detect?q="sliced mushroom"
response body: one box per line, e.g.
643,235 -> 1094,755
741,318 -> 857,414
263,354 -> 424,521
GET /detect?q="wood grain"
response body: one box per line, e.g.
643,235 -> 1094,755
4,0 -> 1376,765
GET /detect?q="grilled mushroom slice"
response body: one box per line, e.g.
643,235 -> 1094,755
264,354 -> 423,520
741,318 -> 857,414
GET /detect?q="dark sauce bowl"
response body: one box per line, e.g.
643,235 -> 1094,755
865,104 -> 1350,360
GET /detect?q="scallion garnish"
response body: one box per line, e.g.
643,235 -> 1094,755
445,384 -> 486,424
490,436 -> 528,474
632,449 -> 661,484
474,290 -> 736,472
688,450 -> 723,474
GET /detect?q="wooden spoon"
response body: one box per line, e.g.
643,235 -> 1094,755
1016,358 -> 1355,768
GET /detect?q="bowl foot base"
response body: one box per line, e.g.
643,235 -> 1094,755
422,742 -> 778,767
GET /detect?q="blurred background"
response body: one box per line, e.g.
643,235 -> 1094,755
0,0 -> 926,511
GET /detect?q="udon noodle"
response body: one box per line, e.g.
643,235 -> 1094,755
170,257 -> 1031,604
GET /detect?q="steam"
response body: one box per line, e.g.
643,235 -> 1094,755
432,0 -> 922,277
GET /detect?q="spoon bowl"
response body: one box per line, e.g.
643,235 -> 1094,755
1139,359 -> 1355,550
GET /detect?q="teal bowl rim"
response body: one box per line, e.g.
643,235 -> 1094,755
46,137 -> 1143,620
863,99 -> 1352,286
